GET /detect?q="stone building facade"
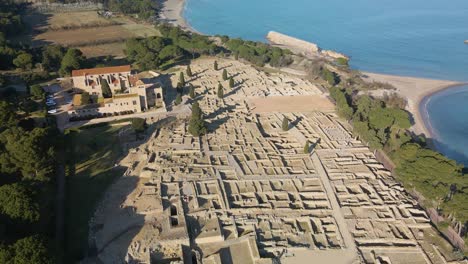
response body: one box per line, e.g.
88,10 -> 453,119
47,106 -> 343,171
69,93 -> 142,117
71,65 -> 132,96
68,66 -> 165,119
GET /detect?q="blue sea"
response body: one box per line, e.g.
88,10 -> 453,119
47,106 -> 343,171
422,85 -> 468,165
184,0 -> 468,165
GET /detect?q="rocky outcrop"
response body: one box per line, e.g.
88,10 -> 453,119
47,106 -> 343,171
321,49 -> 348,60
266,31 -> 348,60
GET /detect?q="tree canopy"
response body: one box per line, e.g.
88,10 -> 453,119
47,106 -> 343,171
0,183 -> 40,223
59,48 -> 85,76
0,127 -> 56,181
188,101 -> 206,136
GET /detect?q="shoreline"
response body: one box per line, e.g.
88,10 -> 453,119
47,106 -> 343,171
159,0 -> 466,143
361,72 -> 465,139
159,0 -> 198,33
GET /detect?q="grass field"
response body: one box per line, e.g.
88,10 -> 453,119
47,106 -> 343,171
21,11 -> 159,57
64,124 -> 128,261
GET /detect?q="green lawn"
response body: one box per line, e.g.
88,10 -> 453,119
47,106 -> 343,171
64,124 -> 128,261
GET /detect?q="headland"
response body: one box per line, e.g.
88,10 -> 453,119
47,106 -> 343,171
361,72 -> 464,137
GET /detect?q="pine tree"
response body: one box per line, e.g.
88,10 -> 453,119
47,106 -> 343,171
186,65 -> 192,77
188,101 -> 206,136
214,60 -> 218,71
282,117 -> 289,131
189,84 -> 195,99
179,72 -> 185,86
175,93 -> 182,105
222,69 -> 228,80
217,83 -> 224,99
303,141 -> 310,154
229,77 -> 234,88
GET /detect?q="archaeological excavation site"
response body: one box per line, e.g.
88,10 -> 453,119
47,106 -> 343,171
86,58 -> 460,264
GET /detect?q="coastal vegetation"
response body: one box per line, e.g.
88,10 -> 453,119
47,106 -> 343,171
329,85 -> 467,237
107,0 -> 159,20
223,37 -> 294,67
125,25 -> 294,71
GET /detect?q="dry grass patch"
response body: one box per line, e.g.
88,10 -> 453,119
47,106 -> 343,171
78,42 -> 126,58
21,10 -> 159,57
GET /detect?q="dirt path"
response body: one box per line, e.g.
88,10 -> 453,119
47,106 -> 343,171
311,153 -> 358,263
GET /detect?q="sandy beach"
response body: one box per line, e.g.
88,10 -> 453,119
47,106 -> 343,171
361,72 -> 464,137
158,0 -> 465,140
159,0 -> 196,32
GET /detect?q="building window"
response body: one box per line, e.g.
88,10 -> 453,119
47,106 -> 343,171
133,100 -> 137,105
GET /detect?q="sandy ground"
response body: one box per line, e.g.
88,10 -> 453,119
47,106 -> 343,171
361,72 -> 464,136
159,0 -> 195,32
247,95 -> 334,113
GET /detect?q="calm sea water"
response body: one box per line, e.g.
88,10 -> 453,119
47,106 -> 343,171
184,0 -> 468,165
422,85 -> 468,165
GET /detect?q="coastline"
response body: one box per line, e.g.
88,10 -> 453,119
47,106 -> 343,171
159,0 -> 198,33
361,72 -> 465,138
159,0 -> 466,144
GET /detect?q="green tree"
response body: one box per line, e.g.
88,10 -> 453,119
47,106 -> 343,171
217,83 -> 224,99
179,72 -> 185,87
0,127 -> 56,181
0,244 -> 13,264
81,92 -> 90,105
30,85 -> 44,99
188,101 -> 206,136
13,53 -> 33,70
158,45 -> 183,61
229,77 -> 234,88
175,93 -> 182,105
186,65 -> 192,77
282,117 -> 289,131
0,100 -> 16,128
42,45 -> 65,71
214,60 -> 218,71
303,141 -> 310,154
100,79 -> 112,98
189,84 -> 195,99
322,68 -> 339,85
11,235 -> 53,264
59,48 -> 84,76
0,183 -> 40,223
131,118 -> 146,133
222,69 -> 228,80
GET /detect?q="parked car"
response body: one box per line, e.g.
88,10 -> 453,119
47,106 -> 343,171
46,101 -> 56,106
47,108 -> 57,114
